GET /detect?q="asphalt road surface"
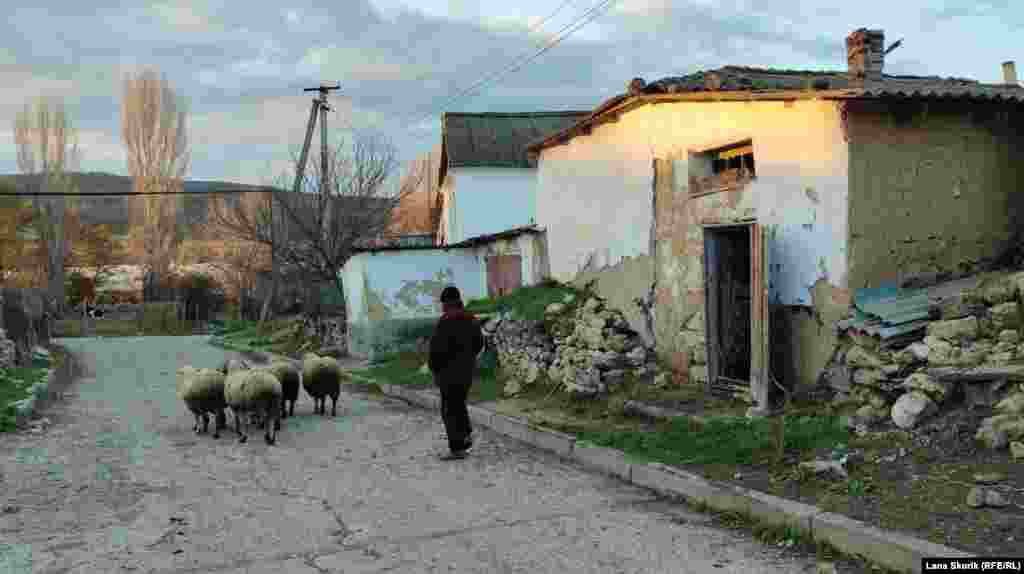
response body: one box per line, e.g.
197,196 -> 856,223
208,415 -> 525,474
0,336 -> 824,573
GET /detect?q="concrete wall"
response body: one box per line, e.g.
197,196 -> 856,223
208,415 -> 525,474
537,98 -> 852,389
341,248 -> 486,358
846,101 -> 1024,290
439,167 -> 536,245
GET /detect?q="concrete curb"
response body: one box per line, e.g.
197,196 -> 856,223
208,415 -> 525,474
221,347 -> 975,573
372,383 -> 973,574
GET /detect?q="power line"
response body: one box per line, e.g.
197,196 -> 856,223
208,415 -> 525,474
404,0 -> 621,137
404,0 -> 580,86
0,188 -> 278,196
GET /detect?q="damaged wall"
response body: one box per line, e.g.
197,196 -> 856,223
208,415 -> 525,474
341,248 -> 486,358
846,100 -> 1024,290
536,98 -> 851,389
473,231 -> 551,289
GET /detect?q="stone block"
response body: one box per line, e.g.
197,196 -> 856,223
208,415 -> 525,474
527,426 -> 576,457
742,487 -> 819,533
467,404 -> 493,427
811,511 -> 971,574
630,462 -> 749,515
488,414 -> 532,443
571,443 -> 631,481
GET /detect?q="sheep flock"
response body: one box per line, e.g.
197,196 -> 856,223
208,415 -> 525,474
177,354 -> 344,445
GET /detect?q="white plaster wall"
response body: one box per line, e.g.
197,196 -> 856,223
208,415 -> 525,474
536,99 -> 849,304
444,167 -> 537,245
341,253 -> 368,324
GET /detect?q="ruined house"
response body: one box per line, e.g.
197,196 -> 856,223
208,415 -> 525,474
526,28 -> 1024,409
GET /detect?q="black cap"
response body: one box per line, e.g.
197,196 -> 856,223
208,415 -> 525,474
440,286 -> 461,303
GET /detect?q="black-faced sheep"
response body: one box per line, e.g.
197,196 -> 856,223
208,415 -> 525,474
176,366 -> 229,439
224,363 -> 283,445
264,361 -> 301,419
301,353 -> 344,416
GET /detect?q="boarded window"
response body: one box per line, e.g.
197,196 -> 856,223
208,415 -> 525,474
486,255 -> 522,297
688,139 -> 756,196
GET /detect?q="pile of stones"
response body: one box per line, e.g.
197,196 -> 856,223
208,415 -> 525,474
482,293 -> 658,398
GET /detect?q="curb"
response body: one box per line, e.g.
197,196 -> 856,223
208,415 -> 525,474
372,381 -> 973,574
221,346 -> 974,573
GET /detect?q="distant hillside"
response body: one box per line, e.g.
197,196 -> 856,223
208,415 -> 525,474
0,172 -> 269,228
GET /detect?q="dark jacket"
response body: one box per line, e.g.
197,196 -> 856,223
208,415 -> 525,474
428,305 -> 484,384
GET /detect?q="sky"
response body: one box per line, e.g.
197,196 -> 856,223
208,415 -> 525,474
1,0 -> 1021,186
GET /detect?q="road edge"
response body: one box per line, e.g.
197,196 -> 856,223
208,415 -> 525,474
241,347 -> 974,574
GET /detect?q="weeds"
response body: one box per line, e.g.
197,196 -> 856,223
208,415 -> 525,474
465,282 -> 579,321
575,414 -> 847,468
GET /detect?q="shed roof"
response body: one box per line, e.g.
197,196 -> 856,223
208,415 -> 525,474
527,65 -> 1024,153
442,111 -> 589,170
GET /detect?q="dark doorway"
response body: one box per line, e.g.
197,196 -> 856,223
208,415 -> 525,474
704,225 -> 752,385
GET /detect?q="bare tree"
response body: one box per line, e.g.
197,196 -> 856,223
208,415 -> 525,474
206,128 -> 424,322
121,67 -> 189,295
13,96 -> 80,311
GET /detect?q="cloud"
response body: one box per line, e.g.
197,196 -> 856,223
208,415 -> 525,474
0,0 -> 1021,182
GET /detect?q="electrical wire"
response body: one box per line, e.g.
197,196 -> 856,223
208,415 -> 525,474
403,0 -> 621,137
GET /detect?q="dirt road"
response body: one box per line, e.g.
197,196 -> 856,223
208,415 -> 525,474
1,336 -> 823,573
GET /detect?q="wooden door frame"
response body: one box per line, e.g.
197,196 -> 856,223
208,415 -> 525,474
701,220 -> 768,404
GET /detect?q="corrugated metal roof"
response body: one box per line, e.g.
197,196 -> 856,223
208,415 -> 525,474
837,276 -> 985,339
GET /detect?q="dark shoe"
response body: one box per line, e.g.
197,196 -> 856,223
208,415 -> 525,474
439,451 -> 467,461
462,435 -> 474,452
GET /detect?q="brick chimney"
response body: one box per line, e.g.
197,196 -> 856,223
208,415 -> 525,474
1003,61 -> 1018,85
846,28 -> 885,80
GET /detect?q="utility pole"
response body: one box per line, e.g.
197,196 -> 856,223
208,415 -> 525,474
283,83 -> 340,322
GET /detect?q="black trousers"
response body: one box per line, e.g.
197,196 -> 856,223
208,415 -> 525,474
438,381 -> 473,453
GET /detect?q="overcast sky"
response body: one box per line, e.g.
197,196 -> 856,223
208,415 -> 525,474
1,0 -> 1021,185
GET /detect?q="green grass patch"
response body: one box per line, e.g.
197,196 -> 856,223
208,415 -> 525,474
361,347 -> 502,403
364,351 -> 432,388
574,414 -> 848,468
0,364 -> 50,432
464,281 -> 579,321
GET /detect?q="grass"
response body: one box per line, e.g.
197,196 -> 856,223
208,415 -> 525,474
575,413 -> 848,469
213,318 -> 319,357
360,348 -> 502,403
0,356 -> 52,432
464,281 -> 580,321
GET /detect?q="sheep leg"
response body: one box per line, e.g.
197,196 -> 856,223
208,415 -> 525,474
289,400 -> 295,417
192,411 -> 202,434
213,409 -> 226,439
201,413 -> 211,434
330,394 -> 338,417
233,408 -> 247,443
280,401 -> 288,420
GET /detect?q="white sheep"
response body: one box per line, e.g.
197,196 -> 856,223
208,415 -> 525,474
301,353 -> 344,416
176,366 -> 229,439
223,362 -> 283,444
265,361 -> 301,419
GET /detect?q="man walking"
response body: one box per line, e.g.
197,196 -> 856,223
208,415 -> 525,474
428,286 -> 485,460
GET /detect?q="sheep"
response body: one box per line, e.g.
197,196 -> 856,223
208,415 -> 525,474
219,358 -> 251,375
264,361 -> 301,419
301,353 -> 344,416
223,362 -> 283,445
176,366 -> 229,439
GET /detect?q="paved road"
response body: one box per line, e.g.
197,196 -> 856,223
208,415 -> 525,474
1,336 -> 823,573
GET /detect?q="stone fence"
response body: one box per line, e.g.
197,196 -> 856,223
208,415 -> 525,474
483,292 -> 660,397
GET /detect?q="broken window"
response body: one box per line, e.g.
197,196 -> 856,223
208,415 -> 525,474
688,139 -> 756,196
